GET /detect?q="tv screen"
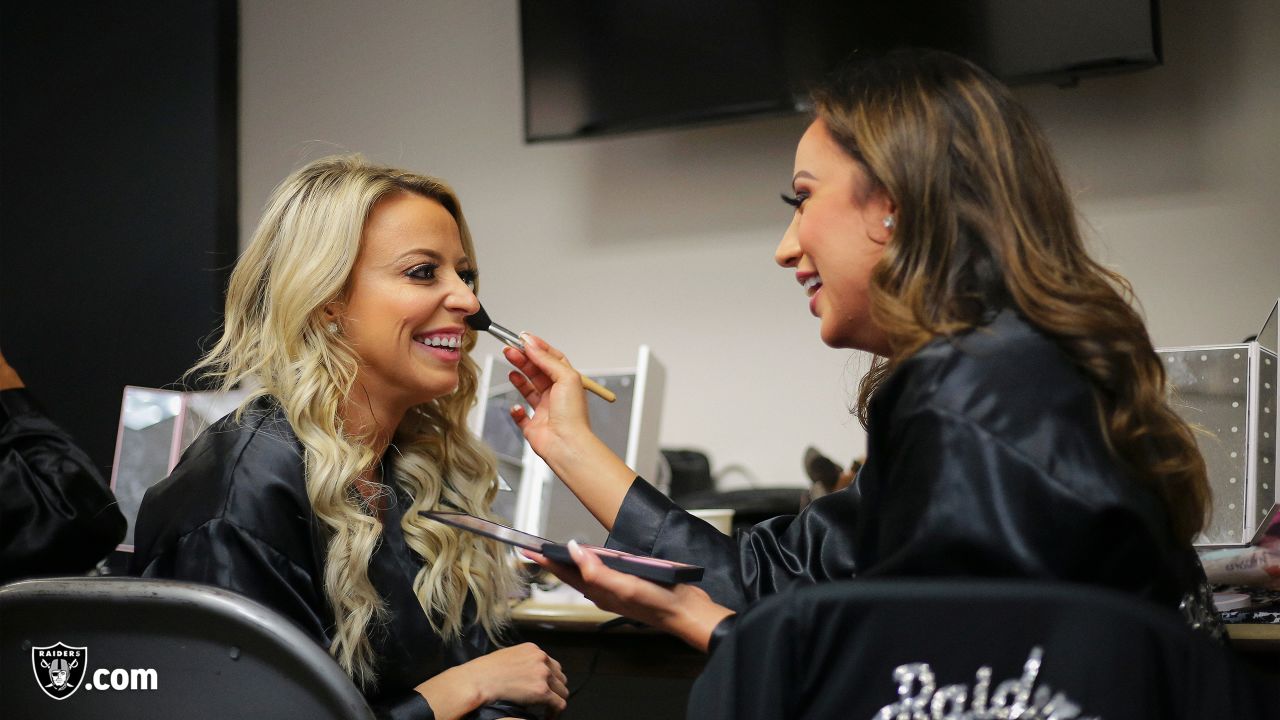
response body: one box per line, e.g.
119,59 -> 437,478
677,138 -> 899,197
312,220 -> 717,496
520,0 -> 1160,142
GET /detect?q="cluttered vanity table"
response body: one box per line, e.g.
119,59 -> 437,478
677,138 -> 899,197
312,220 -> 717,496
1218,583 -> 1280,676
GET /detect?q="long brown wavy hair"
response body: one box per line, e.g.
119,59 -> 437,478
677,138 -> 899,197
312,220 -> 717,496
814,49 -> 1209,543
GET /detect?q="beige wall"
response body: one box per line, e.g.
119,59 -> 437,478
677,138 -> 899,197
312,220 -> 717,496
241,0 -> 1279,489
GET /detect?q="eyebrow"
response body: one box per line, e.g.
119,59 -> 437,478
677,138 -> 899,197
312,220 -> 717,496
791,170 -> 816,189
389,249 -> 472,266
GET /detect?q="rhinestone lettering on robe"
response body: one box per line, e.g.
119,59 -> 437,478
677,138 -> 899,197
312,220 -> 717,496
873,647 -> 1098,720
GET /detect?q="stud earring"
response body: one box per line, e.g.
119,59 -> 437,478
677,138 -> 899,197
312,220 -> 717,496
882,216 -> 896,230
327,321 -> 339,334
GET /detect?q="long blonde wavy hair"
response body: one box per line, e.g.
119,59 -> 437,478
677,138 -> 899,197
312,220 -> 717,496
813,49 -> 1210,543
191,155 -> 518,687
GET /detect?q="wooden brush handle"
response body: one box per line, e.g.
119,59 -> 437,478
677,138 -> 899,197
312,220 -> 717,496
581,374 -> 617,403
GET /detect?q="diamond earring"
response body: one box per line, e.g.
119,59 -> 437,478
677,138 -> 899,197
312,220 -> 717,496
882,216 -> 896,230
327,321 -> 339,334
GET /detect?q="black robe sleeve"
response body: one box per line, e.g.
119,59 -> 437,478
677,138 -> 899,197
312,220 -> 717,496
607,477 -> 862,612
0,388 -> 126,582
370,692 -> 436,720
135,516 -> 331,641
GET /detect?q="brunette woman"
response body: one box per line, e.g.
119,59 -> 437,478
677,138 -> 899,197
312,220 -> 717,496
501,48 -> 1216,653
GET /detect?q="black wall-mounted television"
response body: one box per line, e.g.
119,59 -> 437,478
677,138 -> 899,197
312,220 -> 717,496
520,0 -> 1161,142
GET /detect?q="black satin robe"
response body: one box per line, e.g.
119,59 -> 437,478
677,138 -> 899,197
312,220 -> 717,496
130,398 -> 530,720
607,310 -> 1208,619
1,388 -> 126,583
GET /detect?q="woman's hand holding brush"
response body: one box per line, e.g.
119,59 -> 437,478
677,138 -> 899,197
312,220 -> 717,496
466,305 -> 616,402
502,335 -> 635,531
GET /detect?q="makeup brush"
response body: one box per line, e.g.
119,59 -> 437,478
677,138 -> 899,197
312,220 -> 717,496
467,305 -> 617,403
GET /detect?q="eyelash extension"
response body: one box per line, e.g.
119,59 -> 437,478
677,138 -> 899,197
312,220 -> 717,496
406,263 -> 478,288
406,263 -> 438,280
780,192 -> 808,209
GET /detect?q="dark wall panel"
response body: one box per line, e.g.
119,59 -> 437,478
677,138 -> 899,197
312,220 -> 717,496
1,1 -> 238,472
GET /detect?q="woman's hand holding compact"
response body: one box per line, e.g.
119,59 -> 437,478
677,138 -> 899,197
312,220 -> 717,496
523,541 -> 735,653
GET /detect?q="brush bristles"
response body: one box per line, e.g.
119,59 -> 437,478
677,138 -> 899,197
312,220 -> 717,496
465,305 -> 492,331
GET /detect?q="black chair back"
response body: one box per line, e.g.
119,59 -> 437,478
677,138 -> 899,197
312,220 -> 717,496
0,576 -> 374,719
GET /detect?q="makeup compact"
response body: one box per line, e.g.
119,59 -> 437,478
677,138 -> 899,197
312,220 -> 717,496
421,510 -> 702,585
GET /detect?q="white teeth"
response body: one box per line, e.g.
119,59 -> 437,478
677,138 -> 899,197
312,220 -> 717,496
803,276 -> 823,292
421,335 -> 460,349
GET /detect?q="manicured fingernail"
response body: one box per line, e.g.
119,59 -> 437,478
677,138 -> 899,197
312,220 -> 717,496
567,539 -> 583,558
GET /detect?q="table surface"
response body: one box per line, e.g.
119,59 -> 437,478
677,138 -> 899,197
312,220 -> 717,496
511,598 -> 619,630
1227,622 -> 1280,651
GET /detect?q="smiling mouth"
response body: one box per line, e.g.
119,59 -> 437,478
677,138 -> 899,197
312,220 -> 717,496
803,274 -> 824,318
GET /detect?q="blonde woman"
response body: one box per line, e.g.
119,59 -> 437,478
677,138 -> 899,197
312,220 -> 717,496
132,156 -> 568,720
